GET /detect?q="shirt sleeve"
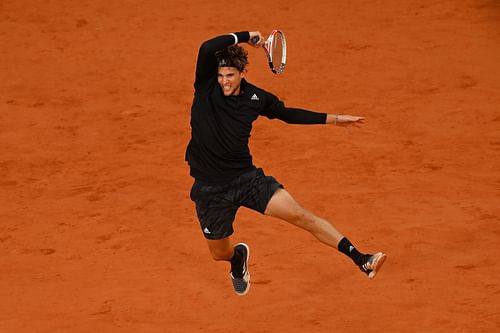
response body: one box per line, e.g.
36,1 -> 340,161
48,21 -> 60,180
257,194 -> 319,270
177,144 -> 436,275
194,32 -> 250,91
261,94 -> 327,124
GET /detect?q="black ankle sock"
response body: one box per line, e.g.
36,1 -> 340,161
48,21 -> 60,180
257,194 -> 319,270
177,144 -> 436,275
229,248 -> 243,276
338,237 -> 364,266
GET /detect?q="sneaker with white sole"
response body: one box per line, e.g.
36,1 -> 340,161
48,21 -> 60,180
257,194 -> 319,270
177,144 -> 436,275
230,243 -> 250,296
359,252 -> 386,279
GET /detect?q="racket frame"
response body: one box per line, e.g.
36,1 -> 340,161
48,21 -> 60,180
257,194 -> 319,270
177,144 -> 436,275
262,30 -> 287,74
250,29 -> 286,74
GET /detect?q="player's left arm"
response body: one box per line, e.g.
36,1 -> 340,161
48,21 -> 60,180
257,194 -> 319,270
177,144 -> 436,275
325,114 -> 365,126
261,95 -> 364,126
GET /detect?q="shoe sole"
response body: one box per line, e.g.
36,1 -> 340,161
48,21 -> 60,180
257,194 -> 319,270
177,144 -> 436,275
232,243 -> 250,296
368,252 -> 387,279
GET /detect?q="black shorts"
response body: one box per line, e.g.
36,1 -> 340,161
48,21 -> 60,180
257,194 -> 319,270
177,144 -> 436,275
190,168 -> 283,240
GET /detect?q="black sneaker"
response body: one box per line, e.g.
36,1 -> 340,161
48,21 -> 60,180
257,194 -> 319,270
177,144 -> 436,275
359,252 -> 386,279
230,243 -> 250,296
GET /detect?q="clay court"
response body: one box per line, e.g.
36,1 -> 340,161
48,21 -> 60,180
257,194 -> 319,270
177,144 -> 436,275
1,0 -> 499,332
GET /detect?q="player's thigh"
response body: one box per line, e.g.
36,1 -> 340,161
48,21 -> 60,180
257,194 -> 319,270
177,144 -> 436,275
239,168 -> 282,214
264,188 -> 309,223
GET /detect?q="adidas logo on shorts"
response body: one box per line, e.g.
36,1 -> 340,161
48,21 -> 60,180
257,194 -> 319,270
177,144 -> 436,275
251,93 -> 259,101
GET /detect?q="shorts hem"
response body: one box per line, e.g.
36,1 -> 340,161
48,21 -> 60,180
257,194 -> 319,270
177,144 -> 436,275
202,231 -> 233,240
256,183 -> 283,214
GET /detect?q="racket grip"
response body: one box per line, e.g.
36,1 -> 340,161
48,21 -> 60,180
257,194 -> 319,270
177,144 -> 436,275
249,36 -> 260,45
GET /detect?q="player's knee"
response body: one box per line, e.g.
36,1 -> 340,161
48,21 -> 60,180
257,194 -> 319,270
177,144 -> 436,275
209,248 -> 232,261
288,207 -> 312,226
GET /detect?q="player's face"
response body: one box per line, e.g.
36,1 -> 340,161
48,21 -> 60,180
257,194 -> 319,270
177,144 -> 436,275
218,67 -> 245,96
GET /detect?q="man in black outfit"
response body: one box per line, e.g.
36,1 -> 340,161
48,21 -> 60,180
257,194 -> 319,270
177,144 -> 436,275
186,30 -> 386,296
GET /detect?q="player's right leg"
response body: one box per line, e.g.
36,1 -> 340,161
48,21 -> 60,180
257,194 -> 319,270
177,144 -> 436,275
206,237 -> 234,261
190,179 -> 251,294
205,238 -> 250,295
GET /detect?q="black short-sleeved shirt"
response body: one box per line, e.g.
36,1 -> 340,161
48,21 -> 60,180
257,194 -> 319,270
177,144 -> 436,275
185,32 -> 326,183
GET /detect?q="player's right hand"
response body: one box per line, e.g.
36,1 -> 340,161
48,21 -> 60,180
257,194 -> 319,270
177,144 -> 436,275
248,31 -> 263,47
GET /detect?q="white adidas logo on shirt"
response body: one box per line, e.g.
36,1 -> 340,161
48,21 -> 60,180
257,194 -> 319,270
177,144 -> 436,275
251,93 -> 259,101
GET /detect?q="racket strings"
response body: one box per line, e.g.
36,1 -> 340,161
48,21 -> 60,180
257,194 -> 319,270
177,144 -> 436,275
267,31 -> 286,74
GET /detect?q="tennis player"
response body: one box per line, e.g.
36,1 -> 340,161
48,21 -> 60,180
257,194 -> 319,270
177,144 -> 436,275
185,31 -> 386,296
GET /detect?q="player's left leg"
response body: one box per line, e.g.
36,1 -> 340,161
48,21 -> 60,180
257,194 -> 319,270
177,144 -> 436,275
264,188 -> 386,278
264,188 -> 344,247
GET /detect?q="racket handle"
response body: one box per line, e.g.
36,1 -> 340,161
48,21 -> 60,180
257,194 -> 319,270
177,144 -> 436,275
249,36 -> 260,45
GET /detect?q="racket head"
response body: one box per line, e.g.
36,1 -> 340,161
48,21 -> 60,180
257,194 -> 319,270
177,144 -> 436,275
263,30 -> 286,74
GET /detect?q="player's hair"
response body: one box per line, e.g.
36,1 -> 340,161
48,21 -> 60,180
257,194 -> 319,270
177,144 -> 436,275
216,45 -> 248,72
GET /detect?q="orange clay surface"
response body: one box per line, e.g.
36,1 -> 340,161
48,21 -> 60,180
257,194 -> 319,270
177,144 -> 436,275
1,1 -> 500,332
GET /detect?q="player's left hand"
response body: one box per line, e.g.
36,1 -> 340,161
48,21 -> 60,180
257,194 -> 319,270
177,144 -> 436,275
327,114 -> 365,126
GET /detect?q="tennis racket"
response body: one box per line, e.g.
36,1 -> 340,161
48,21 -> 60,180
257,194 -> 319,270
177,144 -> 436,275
250,30 -> 287,74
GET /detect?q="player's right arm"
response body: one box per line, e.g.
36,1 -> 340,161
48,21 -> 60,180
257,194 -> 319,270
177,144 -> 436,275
194,32 -> 252,90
